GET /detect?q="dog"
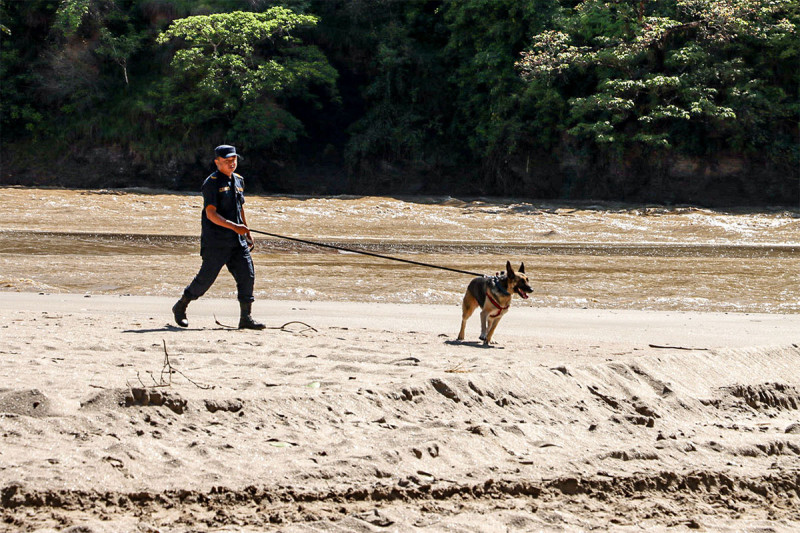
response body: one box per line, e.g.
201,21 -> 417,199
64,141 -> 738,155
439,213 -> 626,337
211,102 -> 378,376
457,261 -> 533,345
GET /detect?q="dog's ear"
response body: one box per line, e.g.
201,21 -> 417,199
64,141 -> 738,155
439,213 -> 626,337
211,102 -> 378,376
506,260 -> 515,278
519,262 -> 525,274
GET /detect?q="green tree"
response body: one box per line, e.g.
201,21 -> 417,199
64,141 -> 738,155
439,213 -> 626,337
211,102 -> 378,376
96,26 -> 143,86
0,0 -> 11,36
517,0 -> 798,159
1,0 -> 796,201
441,0 -> 560,188
156,8 -> 337,151
443,0 -> 557,139
332,1 -> 453,179
320,0 -> 561,192
0,0 -> 59,138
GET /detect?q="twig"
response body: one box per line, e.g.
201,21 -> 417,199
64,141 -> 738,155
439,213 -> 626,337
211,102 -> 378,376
160,339 -> 174,386
131,341 -> 212,390
648,344 -> 709,351
216,315 -> 317,335
161,339 -> 212,390
214,314 -> 237,329
147,370 -> 165,387
172,366 -> 213,390
266,321 -> 318,334
445,361 -> 472,373
134,341 -> 173,388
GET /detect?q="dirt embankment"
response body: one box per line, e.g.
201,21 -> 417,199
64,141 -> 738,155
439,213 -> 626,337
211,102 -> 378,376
1,295 -> 799,531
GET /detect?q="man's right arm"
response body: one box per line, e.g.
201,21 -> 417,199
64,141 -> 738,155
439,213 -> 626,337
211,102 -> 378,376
205,205 -> 249,235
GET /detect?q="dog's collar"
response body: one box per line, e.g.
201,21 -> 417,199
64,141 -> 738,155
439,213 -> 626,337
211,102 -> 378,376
486,292 -> 509,317
490,276 -> 510,296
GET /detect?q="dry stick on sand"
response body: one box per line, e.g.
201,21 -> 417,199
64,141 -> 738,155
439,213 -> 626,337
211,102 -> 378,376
214,314 -> 318,335
161,340 -> 213,390
649,344 -> 709,351
268,321 -> 318,334
445,361 -> 473,373
214,314 -> 237,329
132,341 -> 212,390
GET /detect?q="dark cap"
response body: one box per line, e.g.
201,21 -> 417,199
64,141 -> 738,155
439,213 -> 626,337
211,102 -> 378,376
214,144 -> 242,159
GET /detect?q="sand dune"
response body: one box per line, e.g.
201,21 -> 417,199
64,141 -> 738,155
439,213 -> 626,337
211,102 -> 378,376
1,292 -> 799,532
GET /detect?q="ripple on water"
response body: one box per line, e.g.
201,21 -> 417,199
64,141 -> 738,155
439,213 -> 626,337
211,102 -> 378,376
2,191 -> 798,312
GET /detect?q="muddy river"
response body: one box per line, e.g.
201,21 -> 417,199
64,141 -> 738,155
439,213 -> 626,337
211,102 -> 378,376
2,187 -> 798,313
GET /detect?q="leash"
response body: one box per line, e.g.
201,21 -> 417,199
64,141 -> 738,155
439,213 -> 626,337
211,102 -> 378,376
248,228 -> 484,277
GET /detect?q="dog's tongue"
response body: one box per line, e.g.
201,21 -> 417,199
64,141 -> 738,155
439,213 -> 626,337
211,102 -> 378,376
517,288 -> 529,299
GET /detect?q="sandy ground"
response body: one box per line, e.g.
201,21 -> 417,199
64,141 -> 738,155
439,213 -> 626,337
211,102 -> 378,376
1,292 -> 799,532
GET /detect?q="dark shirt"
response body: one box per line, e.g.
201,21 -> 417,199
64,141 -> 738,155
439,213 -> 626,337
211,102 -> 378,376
200,171 -> 247,249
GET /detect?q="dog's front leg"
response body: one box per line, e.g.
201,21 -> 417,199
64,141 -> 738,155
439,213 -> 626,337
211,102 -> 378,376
484,316 -> 501,345
478,309 -> 489,341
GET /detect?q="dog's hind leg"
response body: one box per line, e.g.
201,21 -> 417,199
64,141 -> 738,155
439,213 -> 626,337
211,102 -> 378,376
458,292 -> 478,340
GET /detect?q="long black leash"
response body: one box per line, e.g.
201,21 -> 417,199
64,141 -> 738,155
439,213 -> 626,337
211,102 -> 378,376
248,228 -> 484,277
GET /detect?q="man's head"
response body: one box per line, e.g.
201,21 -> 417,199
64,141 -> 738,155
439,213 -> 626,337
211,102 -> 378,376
214,145 -> 241,176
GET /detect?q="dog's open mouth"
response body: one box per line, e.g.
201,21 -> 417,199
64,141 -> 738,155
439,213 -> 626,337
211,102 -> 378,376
516,287 -> 530,299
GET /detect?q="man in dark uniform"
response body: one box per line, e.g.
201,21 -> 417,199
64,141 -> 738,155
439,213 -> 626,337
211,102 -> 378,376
172,144 -> 265,330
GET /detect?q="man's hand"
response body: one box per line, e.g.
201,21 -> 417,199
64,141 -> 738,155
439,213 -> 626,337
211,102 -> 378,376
206,205 -> 250,236
245,233 -> 255,252
230,223 -> 249,236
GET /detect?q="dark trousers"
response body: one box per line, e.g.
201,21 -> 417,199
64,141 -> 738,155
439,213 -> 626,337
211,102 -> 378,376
183,244 -> 255,303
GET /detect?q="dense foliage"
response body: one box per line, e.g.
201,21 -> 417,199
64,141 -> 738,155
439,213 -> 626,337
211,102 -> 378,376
517,0 -> 798,199
156,9 -> 337,149
1,0 -> 797,204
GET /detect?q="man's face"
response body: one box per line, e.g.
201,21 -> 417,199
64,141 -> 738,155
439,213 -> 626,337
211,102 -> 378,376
214,156 -> 238,175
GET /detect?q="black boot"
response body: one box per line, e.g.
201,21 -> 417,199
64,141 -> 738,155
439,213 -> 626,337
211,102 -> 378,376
172,296 -> 190,328
238,301 -> 266,330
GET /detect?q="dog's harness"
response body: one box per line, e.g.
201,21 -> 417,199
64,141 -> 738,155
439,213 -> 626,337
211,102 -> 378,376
486,292 -> 510,318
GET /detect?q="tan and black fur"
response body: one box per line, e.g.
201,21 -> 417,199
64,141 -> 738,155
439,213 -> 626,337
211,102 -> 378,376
457,261 -> 533,345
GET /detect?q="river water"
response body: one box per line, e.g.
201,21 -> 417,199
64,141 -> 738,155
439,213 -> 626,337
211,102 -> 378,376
2,187 -> 798,313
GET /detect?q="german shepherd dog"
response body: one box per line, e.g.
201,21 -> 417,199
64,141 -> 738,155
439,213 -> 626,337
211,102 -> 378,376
457,261 -> 533,345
